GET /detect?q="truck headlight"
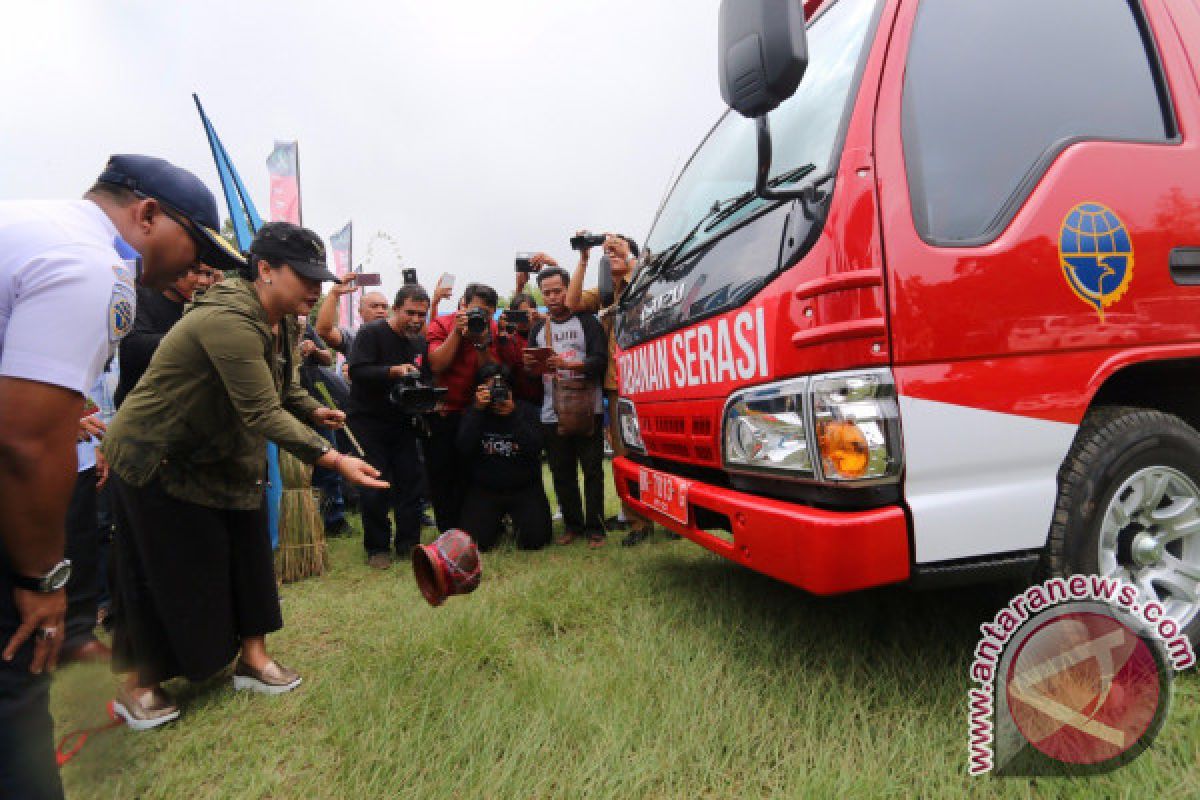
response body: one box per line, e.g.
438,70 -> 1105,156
810,370 -> 902,482
722,370 -> 902,484
722,378 -> 815,477
616,398 -> 645,454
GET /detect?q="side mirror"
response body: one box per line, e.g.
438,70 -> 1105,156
718,0 -> 808,119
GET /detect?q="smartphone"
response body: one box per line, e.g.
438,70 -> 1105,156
515,252 -> 539,272
437,272 -> 456,291
503,309 -> 530,323
402,268 -> 418,286
355,272 -> 382,287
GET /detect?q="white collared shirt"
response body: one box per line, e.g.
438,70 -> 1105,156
0,199 -> 137,395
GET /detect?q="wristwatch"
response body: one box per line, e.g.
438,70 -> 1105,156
10,560 -> 72,593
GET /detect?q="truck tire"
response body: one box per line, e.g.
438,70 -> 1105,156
1045,406 -> 1200,648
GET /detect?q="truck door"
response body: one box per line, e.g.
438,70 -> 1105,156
873,0 -> 1200,565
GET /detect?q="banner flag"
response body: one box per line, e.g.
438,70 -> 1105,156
193,94 -> 263,250
330,222 -> 353,328
267,141 -> 301,224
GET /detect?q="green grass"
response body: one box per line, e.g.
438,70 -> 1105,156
52,469 -> 1198,799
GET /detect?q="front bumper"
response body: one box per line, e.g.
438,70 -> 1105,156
614,457 -> 910,595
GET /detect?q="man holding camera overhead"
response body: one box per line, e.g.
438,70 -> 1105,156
346,284 -> 431,568
425,284 -> 523,531
565,232 -> 657,546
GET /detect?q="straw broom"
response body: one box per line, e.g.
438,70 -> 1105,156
275,449 -> 329,583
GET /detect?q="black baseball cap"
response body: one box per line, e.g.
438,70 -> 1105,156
248,222 -> 340,283
97,154 -> 247,272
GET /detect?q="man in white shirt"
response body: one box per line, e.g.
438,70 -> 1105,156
0,154 -> 243,800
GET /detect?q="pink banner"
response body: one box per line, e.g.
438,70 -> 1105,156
330,222 -> 353,329
266,141 -> 301,224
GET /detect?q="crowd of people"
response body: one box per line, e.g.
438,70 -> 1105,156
0,153 -> 661,799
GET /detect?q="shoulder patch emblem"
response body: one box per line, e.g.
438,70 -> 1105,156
112,263 -> 135,287
108,284 -> 136,342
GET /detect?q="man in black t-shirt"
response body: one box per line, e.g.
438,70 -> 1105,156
346,285 -> 430,568
457,364 -> 551,551
114,263 -> 217,407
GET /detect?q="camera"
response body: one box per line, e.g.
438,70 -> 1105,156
402,268 -> 418,286
489,376 -> 511,405
389,373 -> 447,415
515,252 -> 540,272
570,232 -> 606,251
465,307 -> 490,337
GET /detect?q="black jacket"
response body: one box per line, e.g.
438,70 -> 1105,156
456,403 -> 545,492
115,287 -> 184,407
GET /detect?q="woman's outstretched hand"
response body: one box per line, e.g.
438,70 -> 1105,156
335,455 -> 389,489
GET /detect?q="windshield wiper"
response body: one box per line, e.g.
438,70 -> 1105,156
623,163 -> 826,308
701,164 -> 818,234
625,191 -> 752,305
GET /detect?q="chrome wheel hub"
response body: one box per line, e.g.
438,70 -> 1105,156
1098,466 -> 1200,629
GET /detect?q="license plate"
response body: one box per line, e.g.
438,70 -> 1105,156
638,467 -> 689,526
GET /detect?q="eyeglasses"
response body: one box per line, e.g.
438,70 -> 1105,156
136,191 -> 215,262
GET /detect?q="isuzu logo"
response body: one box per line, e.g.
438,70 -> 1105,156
641,285 -> 684,322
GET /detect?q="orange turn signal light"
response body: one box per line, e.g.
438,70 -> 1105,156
817,420 -> 869,478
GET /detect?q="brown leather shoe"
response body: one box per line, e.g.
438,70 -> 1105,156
233,659 -> 302,695
61,638 -> 112,665
367,552 -> 392,570
112,685 -> 180,731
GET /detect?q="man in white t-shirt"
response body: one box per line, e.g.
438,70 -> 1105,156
524,267 -> 608,548
0,154 -> 244,800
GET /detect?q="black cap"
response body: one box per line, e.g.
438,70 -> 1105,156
97,154 -> 247,273
248,222 -> 340,283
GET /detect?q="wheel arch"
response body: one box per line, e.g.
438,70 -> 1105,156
1085,356 -> 1200,432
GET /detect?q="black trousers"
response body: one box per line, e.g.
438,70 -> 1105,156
424,412 -> 466,532
544,417 -> 606,538
110,476 -> 282,687
351,417 -> 425,556
64,467 -> 100,650
460,483 -> 552,551
0,572 -> 63,800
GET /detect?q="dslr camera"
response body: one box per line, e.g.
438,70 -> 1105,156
389,373 -> 447,415
570,232 -> 606,251
489,376 -> 511,405
465,307 -> 491,337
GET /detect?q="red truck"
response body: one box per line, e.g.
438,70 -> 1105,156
612,0 -> 1200,645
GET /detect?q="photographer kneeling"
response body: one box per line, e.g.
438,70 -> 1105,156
457,364 -> 551,552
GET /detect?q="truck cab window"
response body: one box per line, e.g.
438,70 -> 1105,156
903,0 -> 1173,245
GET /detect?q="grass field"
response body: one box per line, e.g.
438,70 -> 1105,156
51,471 -> 1198,799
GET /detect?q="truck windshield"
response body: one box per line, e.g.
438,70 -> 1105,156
634,0 -> 878,317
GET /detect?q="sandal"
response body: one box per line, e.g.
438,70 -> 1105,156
555,531 -> 579,546
587,533 -> 606,549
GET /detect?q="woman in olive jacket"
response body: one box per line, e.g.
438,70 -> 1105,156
103,222 -> 386,730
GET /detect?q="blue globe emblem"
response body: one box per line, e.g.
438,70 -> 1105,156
1059,203 -> 1134,319
111,298 -> 134,338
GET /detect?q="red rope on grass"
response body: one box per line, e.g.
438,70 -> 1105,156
56,701 -> 123,767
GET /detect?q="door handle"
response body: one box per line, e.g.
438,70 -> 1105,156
1170,248 -> 1200,285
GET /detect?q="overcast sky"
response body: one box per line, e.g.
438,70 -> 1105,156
0,1 -> 729,303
